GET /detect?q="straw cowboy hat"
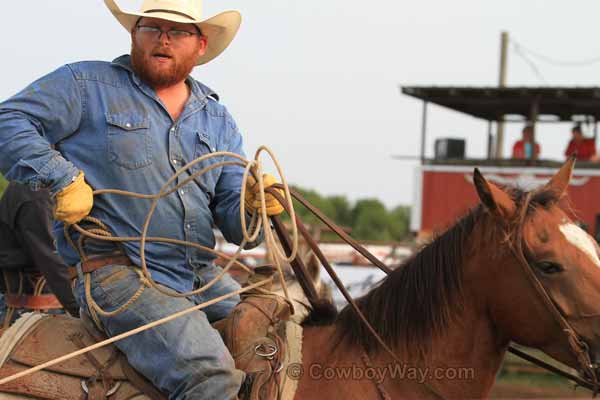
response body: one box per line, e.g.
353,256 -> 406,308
104,0 -> 241,65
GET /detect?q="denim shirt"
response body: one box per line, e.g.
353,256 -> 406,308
0,55 -> 252,293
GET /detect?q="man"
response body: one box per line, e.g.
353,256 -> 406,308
512,125 -> 540,160
0,182 -> 78,325
565,124 -> 597,161
0,0 -> 283,398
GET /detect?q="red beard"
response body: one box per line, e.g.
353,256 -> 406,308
130,43 -> 198,89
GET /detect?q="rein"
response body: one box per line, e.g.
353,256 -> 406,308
508,192 -> 599,394
269,186 -> 445,399
270,185 -> 600,396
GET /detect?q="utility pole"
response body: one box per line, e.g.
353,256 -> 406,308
495,31 -> 509,159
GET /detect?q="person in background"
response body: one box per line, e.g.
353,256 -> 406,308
565,125 -> 598,161
512,125 -> 541,160
0,182 -> 78,327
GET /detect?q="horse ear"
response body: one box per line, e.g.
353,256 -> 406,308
473,168 -> 516,220
543,156 -> 575,198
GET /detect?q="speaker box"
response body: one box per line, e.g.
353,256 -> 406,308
435,138 -> 465,160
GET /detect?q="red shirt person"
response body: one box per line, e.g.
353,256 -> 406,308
512,125 -> 540,159
565,125 -> 597,161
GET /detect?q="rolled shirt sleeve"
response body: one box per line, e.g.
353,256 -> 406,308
0,65 -> 82,194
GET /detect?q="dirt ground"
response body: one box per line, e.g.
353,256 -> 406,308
490,378 -> 591,399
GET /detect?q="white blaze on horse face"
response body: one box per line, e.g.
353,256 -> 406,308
559,223 -> 600,268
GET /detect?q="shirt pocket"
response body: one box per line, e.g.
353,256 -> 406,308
192,131 -> 221,198
106,113 -> 152,170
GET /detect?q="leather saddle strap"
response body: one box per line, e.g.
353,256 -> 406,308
69,332 -> 119,399
4,294 -> 63,310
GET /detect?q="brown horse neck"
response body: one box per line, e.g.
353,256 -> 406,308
297,255 -> 510,399
411,244 -> 512,398
375,293 -> 507,399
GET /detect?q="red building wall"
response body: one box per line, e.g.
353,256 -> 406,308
418,168 -> 600,236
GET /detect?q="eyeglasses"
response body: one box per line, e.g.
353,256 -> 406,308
135,25 -> 198,41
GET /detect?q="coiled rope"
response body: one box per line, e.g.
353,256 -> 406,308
0,145 -> 300,386
66,145 -> 299,327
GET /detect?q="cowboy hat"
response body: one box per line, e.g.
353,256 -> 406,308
104,0 -> 241,65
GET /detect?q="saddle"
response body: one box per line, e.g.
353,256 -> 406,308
0,267 -> 294,400
215,267 -> 293,400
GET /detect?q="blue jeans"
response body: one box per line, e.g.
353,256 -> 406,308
75,264 -> 244,400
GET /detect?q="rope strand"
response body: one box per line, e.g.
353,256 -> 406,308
67,146 -> 299,321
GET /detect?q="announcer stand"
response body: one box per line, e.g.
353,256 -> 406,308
400,86 -> 600,243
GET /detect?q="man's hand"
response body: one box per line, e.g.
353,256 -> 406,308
54,171 -> 93,224
244,174 -> 285,216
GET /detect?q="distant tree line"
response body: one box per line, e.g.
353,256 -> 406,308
0,175 -> 410,242
288,186 -> 410,242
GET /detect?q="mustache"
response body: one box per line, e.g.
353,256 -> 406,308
151,48 -> 175,58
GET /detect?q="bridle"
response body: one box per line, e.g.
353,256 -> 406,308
269,185 -> 600,398
507,192 -> 599,394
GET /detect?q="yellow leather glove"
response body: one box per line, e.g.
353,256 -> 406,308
244,174 -> 285,216
54,171 -> 94,224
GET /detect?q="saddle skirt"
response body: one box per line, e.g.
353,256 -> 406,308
0,285 -> 302,400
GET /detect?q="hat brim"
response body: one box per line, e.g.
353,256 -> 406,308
105,0 -> 241,65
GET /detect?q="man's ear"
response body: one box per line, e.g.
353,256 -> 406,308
473,168 -> 516,221
197,36 -> 208,57
543,156 -> 575,199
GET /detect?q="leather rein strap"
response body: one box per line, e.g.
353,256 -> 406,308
269,202 -> 402,363
269,187 -> 444,399
268,185 -> 600,395
508,193 -> 599,393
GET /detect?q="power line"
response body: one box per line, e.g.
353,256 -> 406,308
511,42 -> 548,85
512,38 -> 600,67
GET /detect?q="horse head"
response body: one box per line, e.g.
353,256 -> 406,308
474,157 -> 600,383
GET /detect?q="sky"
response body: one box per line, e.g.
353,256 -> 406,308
3,1 -> 600,208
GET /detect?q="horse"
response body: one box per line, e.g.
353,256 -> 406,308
294,159 -> 600,399
3,159 -> 600,400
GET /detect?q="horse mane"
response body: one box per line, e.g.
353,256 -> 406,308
333,186 -> 562,357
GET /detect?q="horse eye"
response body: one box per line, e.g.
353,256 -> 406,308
535,261 -> 563,274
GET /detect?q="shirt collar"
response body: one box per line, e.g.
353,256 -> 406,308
111,54 -> 220,103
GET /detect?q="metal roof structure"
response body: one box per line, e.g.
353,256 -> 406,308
401,86 -> 600,122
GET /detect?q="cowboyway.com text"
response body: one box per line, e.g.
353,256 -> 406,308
285,362 -> 474,383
